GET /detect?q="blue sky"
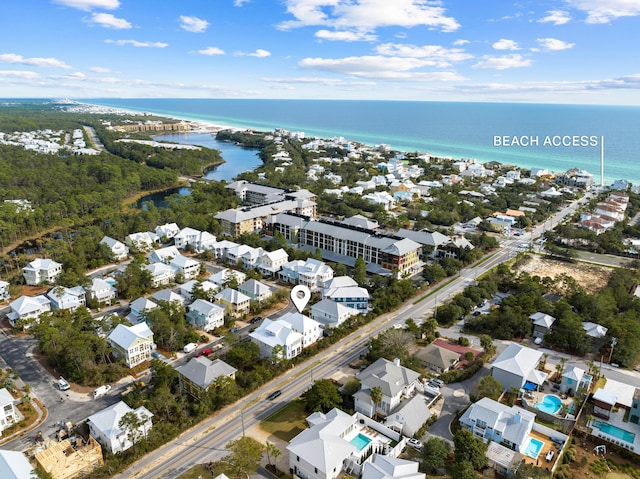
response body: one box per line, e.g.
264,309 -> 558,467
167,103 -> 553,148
1,0 -> 639,103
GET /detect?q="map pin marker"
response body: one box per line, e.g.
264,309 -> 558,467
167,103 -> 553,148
291,285 -> 311,313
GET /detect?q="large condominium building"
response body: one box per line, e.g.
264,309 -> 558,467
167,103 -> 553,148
268,213 -> 423,278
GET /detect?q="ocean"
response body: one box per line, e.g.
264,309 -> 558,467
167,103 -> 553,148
84,98 -> 640,185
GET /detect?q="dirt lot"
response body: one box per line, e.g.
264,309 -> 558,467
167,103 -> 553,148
514,255 -> 613,294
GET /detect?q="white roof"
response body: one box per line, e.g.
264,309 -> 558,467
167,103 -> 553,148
0,450 -> 35,479
362,454 -> 423,479
324,286 -> 370,301
598,378 -> 636,408
529,312 -> 556,328
108,323 -> 153,349
9,295 -> 50,314
239,279 -> 272,297
189,299 -> 225,316
250,318 -> 303,347
492,343 -> 542,379
323,276 -> 358,289
357,358 -> 420,397
152,289 -> 184,304
0,387 -> 14,405
215,288 -> 250,305
562,365 -> 585,382
277,311 -> 322,334
24,258 -> 61,271
88,400 -> 152,439
460,397 -> 535,447
582,321 -> 608,338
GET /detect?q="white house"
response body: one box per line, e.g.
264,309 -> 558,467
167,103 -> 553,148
7,295 -> 51,328
209,268 -> 247,289
215,288 -> 251,317
149,245 -> 181,264
322,286 -> 370,313
169,254 -> 200,280
22,258 -> 62,285
100,236 -> 129,261
107,323 -> 155,368
0,449 -> 35,479
257,248 -> 289,276
0,280 -> 10,302
238,279 -> 273,303
310,299 -> 360,328
173,227 -> 217,252
155,222 -> 180,240
354,358 -> 421,418
249,318 -> 303,360
144,262 -> 175,288
277,311 -> 323,348
125,231 -> 159,252
88,278 -> 117,306
387,395 -> 432,438
46,286 -> 86,311
361,455 -> 424,479
179,279 -> 218,303
152,289 -> 185,305
87,401 -> 153,454
362,192 -> 396,211
491,342 -> 547,392
278,259 -> 334,291
0,388 -> 17,434
187,299 -> 225,331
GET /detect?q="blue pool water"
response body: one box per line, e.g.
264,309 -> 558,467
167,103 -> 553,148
535,395 -> 562,414
523,438 -> 544,459
593,422 -> 636,444
350,433 -> 372,451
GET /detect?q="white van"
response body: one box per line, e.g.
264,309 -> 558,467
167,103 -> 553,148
183,342 -> 197,353
93,385 -> 111,398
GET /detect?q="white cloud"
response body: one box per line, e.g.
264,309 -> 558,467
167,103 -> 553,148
87,13 -> 132,29
234,0 -> 250,5
179,16 -> 209,33
0,70 -> 40,79
105,39 -> 168,48
248,49 -> 271,57
492,39 -> 520,50
0,53 -> 72,69
315,29 -> 376,42
299,55 -> 466,81
52,0 -> 119,11
539,10 -> 572,25
472,54 -> 533,70
261,76 -> 375,87
89,66 -> 112,73
453,39 -> 469,46
375,43 -> 473,65
279,0 -> 460,34
536,38 -> 575,51
565,0 -> 640,24
197,46 -> 225,55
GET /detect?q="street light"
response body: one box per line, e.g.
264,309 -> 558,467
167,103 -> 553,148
608,337 -> 618,364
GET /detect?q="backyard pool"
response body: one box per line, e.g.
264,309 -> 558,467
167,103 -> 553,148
534,395 -> 562,415
592,422 -> 636,444
350,433 -> 372,451
523,438 -> 544,459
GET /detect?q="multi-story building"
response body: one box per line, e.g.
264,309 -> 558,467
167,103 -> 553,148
22,258 -> 62,285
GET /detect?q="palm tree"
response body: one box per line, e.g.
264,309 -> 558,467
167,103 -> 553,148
369,386 -> 383,420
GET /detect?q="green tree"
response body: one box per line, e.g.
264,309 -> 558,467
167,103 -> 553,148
265,441 -> 282,470
454,429 -> 488,469
224,436 -> 265,477
302,379 -> 343,413
451,460 -> 479,479
354,256 -> 367,286
118,410 -> 148,453
476,375 -> 504,401
369,386 -> 383,419
422,437 -> 450,472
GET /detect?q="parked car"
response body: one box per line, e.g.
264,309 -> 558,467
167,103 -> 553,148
195,348 -> 212,358
267,390 -> 282,400
56,376 -> 70,391
430,378 -> 444,387
151,350 -> 165,359
93,385 -> 111,399
407,438 -> 422,450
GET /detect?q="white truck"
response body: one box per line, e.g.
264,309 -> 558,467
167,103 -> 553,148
183,342 -> 198,353
93,385 -> 111,399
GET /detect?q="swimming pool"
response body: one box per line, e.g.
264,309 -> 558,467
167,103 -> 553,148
350,433 -> 372,451
523,438 -> 544,459
592,422 -> 636,444
534,395 -> 562,414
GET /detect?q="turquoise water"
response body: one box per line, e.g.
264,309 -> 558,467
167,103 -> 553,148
84,98 -> 640,185
523,438 -> 544,459
593,422 -> 636,443
350,433 -> 372,451
535,395 -> 562,415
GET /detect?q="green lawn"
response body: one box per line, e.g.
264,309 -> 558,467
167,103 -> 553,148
260,399 -> 308,442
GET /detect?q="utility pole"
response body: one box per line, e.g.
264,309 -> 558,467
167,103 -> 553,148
608,337 -> 618,364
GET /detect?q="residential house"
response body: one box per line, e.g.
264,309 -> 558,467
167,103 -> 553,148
126,297 -> 158,324
249,318 -> 304,360
151,289 -> 185,305
322,276 -> 358,290
169,255 -> 200,280
22,258 -> 62,285
186,299 -> 225,332
363,192 -> 396,211
99,236 -> 129,261
87,401 -> 153,454
583,321 -> 608,339
491,342 -> 547,392
46,286 -> 86,311
178,280 -> 217,303
354,358 -> 421,418
485,442 -> 524,477
459,397 -> 536,452
322,286 -> 369,312
591,379 -> 636,420
34,434 -> 104,479
125,231 -> 159,252
277,311 -> 323,348
278,258 -> 334,291
416,344 -> 460,374
176,357 -> 237,400
173,227 -> 217,252
87,278 -> 117,306
0,388 -> 17,434
238,279 -> 273,303
7,295 -> 51,328
386,395 -> 432,437
149,245 -> 181,264
0,279 -> 9,302
214,288 -> 250,317
310,299 -> 359,329
257,248 -> 289,276
630,388 -> 640,425
209,268 -> 247,289
144,262 -> 175,288
107,323 -> 155,368
155,222 -> 180,240
0,450 -> 35,479
560,365 -> 586,396
361,455 -> 424,479
529,312 -> 556,338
